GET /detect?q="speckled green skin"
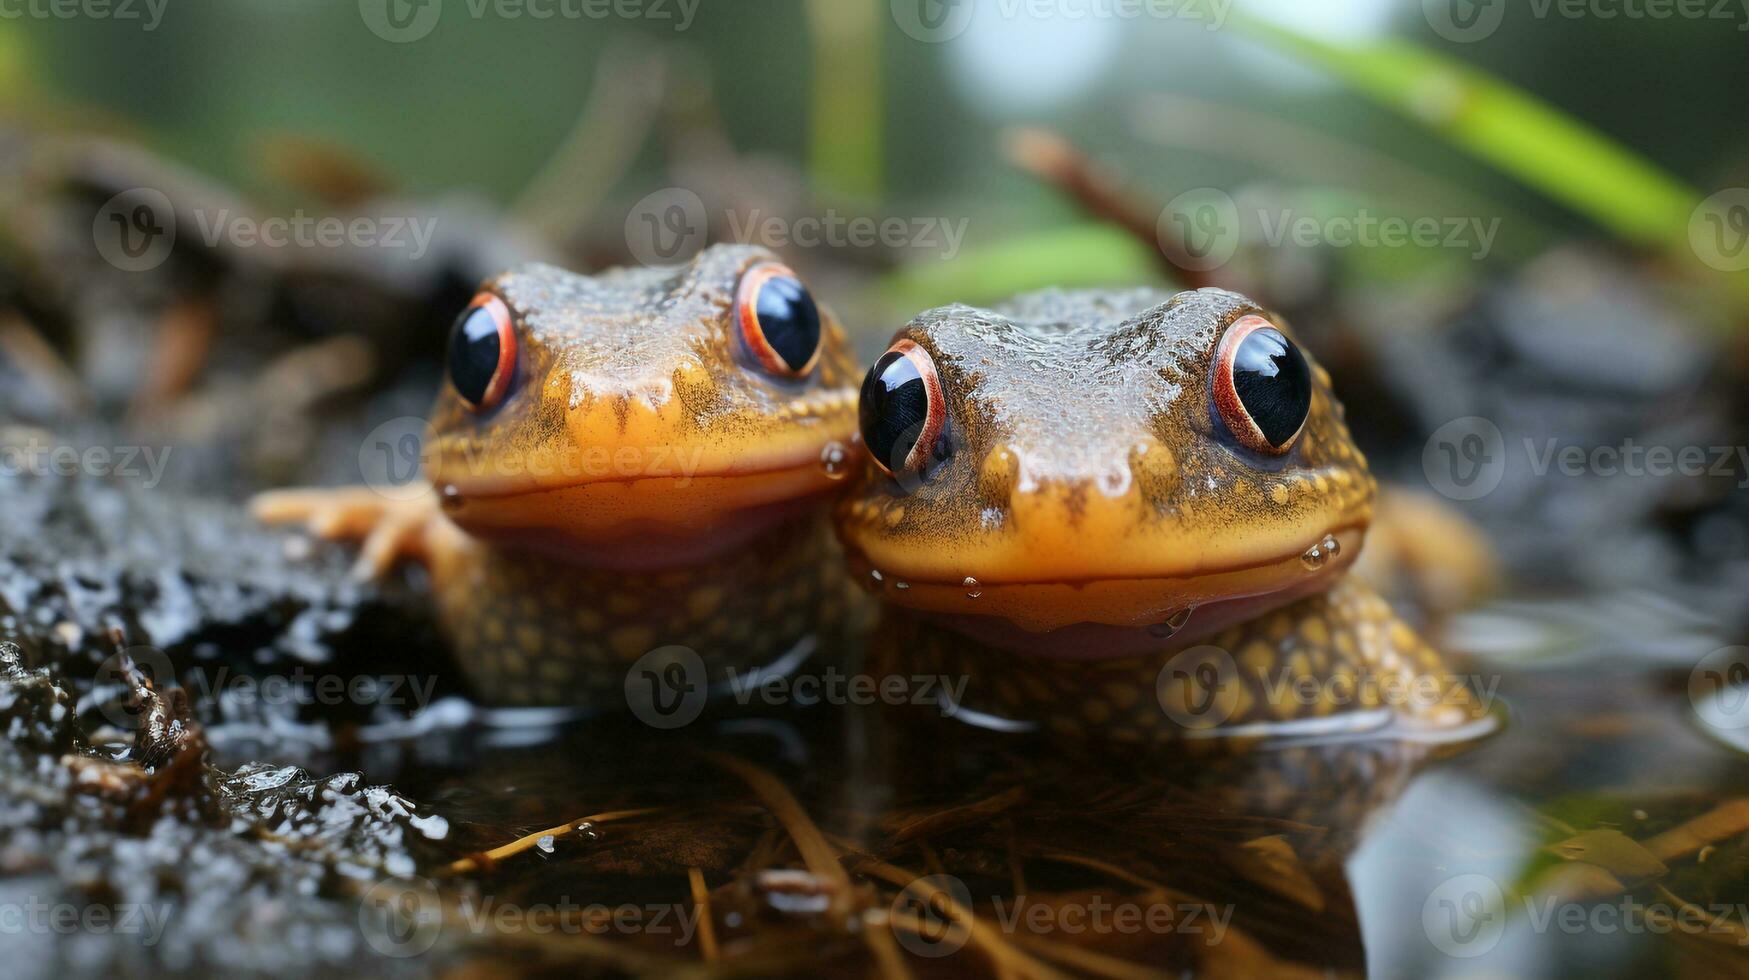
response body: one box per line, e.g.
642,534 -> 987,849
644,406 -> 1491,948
433,514 -> 860,706
872,577 -> 1481,742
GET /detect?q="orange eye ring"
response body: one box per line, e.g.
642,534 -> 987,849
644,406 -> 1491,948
735,262 -> 822,378
1211,314 -> 1311,456
859,338 -> 946,479
448,292 -> 517,412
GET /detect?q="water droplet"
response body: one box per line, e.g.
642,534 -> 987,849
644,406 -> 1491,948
439,484 -> 462,511
1301,540 -> 1327,570
820,441 -> 849,479
870,569 -> 884,586
1147,607 -> 1194,638
894,581 -> 909,590
575,821 -> 600,841
1322,534 -> 1340,558
963,576 -> 981,599
536,835 -> 555,853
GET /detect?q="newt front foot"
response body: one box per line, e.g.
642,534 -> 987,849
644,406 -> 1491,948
249,485 -> 452,581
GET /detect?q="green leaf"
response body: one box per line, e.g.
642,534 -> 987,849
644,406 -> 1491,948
870,224 -> 1166,313
1230,14 -> 1699,250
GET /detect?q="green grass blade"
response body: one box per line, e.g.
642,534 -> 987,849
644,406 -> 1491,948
1232,14 -> 1700,249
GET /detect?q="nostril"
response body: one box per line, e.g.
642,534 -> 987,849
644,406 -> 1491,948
1128,440 -> 1179,501
978,444 -> 1020,504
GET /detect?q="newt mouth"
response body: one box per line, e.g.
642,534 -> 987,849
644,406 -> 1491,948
845,525 -> 1364,658
432,454 -> 849,569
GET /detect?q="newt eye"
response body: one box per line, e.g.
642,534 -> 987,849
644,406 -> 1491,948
735,263 -> 822,378
859,339 -> 946,480
448,293 -> 517,412
1212,314 -> 1311,455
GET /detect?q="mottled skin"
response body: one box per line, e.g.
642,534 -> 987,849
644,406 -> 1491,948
255,245 -> 864,706
839,288 -> 1484,739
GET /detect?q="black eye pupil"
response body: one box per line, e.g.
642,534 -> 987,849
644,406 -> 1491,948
1231,327 -> 1311,448
860,350 -> 928,472
754,275 -> 821,372
448,305 -> 502,407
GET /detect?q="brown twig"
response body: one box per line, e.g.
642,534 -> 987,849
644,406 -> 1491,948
687,866 -> 720,963
436,807 -> 660,877
707,753 -> 852,915
1002,126 -> 1217,290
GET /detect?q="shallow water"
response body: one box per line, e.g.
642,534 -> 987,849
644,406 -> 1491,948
245,615 -> 1749,978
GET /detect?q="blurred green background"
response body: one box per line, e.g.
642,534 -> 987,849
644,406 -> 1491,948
11,0 -> 1749,310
